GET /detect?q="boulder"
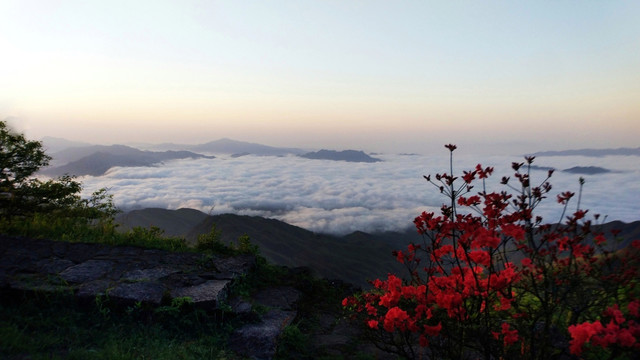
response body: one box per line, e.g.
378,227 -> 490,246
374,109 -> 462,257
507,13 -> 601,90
171,279 -> 231,309
0,236 -> 254,311
229,309 -> 297,360
228,286 -> 301,359
108,281 -> 167,305
59,260 -> 114,283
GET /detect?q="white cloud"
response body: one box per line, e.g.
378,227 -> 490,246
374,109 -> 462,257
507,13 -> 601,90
80,153 -> 640,235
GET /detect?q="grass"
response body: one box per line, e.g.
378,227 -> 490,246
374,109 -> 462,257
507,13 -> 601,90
0,214 -> 192,252
0,290 -> 240,360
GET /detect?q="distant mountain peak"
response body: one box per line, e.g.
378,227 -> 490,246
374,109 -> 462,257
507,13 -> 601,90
299,149 -> 382,163
189,138 -> 305,156
40,146 -> 214,177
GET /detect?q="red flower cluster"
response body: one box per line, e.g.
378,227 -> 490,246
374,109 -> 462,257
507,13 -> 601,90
569,301 -> 640,355
343,145 -> 640,360
493,322 -> 520,348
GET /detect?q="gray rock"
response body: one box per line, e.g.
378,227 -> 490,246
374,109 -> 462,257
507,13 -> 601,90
108,281 -> 167,305
63,243 -> 103,263
36,258 -> 75,274
76,279 -> 113,298
211,254 -> 256,279
229,309 -> 297,360
171,279 -> 231,309
253,286 -> 300,310
122,267 -> 179,282
229,297 -> 253,315
162,272 -> 207,288
59,260 -> 114,283
0,247 -> 40,273
0,235 -> 257,322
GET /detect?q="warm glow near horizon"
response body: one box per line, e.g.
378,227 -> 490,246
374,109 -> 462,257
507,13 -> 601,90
1,1 -> 639,154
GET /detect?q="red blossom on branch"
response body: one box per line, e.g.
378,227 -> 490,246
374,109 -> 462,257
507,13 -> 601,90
492,322 -> 520,348
557,191 -> 575,204
569,302 -> 640,355
343,145 -> 640,360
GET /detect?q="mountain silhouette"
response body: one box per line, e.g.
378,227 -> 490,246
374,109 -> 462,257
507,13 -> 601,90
299,149 -> 382,162
150,138 -> 305,156
41,145 -> 214,177
115,209 -> 415,287
114,208 -> 640,288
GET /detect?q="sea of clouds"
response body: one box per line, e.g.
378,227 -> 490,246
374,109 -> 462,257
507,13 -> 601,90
79,153 -> 640,235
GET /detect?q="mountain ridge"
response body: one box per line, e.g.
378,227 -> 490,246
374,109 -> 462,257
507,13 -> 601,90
39,138 -> 387,177
116,208 -> 417,287
41,145 -> 215,177
115,208 -> 640,288
299,149 -> 382,162
148,138 -> 306,156
529,164 -> 615,175
42,136 -> 640,161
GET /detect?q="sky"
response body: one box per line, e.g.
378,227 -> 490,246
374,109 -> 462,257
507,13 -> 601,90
1,1 -> 639,154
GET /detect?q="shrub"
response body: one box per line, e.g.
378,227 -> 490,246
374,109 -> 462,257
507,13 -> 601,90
343,144 -> 640,360
196,224 -> 231,254
276,323 -> 309,358
236,234 -> 260,255
196,225 -> 260,256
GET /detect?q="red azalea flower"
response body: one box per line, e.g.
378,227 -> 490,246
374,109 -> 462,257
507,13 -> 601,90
628,300 -> 640,317
594,234 -> 607,246
568,321 -> 603,355
604,304 -> 626,325
383,307 -> 410,332
423,322 -> 442,336
557,191 -> 574,204
468,250 -> 491,267
501,323 -> 519,346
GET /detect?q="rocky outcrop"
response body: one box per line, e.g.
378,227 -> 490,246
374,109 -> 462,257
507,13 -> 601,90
0,235 -> 254,309
0,235 -> 395,359
228,286 -> 301,359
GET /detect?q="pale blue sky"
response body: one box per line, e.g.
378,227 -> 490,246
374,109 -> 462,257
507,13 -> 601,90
1,1 -> 638,154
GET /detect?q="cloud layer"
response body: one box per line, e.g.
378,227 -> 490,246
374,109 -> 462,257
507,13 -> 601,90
79,153 -> 640,235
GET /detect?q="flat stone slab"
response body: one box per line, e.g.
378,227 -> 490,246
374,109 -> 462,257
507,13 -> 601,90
171,279 -> 231,308
35,258 -> 75,274
108,282 -> 167,305
122,267 -> 179,282
60,260 -> 114,283
77,280 -> 113,299
0,235 -> 255,310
